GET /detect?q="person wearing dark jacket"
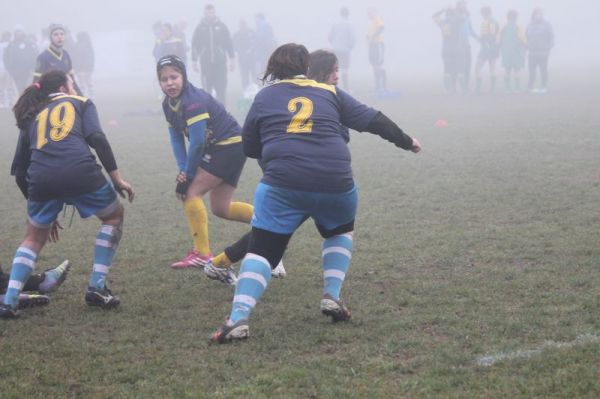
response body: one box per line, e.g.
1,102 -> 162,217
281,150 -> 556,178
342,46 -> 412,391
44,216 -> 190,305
3,25 -> 37,94
191,4 -> 235,103
526,8 -> 554,93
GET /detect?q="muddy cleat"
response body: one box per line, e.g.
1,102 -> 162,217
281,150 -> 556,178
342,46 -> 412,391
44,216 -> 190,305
204,263 -> 237,285
320,293 -> 351,322
210,319 -> 249,343
170,249 -> 212,269
271,260 -> 287,278
17,293 -> 50,309
39,260 -> 70,294
0,303 -> 19,319
85,286 -> 120,309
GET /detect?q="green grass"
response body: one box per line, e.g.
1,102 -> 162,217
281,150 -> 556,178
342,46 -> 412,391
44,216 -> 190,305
0,75 -> 599,398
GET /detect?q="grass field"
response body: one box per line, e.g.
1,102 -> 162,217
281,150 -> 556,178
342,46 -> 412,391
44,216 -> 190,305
0,73 -> 599,398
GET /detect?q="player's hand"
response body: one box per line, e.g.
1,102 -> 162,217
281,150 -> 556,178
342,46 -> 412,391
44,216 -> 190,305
48,220 -> 63,243
176,171 -> 187,183
175,179 -> 190,201
115,179 -> 135,202
411,138 -> 422,153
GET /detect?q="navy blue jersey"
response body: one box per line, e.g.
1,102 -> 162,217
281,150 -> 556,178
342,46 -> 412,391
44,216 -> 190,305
11,94 -> 108,201
162,83 -> 241,143
33,47 -> 73,80
242,78 -> 378,193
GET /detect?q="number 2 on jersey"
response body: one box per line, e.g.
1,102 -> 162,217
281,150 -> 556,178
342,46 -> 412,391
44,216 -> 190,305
36,102 -> 76,149
287,97 -> 313,133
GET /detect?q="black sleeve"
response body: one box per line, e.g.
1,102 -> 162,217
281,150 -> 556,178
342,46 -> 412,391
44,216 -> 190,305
365,111 -> 414,150
11,131 -> 31,199
86,132 -> 118,173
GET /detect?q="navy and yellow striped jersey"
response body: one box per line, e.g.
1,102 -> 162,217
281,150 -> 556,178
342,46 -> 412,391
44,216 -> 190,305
162,83 -> 241,144
33,47 -> 73,81
243,78 -> 378,193
11,94 -> 107,201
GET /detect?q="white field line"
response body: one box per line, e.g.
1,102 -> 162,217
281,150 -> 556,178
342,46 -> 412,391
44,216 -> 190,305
476,333 -> 600,367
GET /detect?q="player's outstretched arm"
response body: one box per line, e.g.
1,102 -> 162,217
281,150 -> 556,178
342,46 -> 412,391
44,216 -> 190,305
365,112 -> 421,153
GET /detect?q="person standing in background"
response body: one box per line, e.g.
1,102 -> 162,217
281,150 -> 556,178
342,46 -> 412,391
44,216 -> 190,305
366,7 -> 386,93
0,31 -> 13,108
232,19 -> 256,90
3,25 -> 37,95
34,24 -> 82,95
153,23 -> 186,62
474,6 -> 500,94
72,32 -> 95,97
254,13 -> 276,76
328,7 -> 355,90
455,1 -> 477,94
526,8 -> 554,94
500,10 -> 526,93
191,4 -> 235,104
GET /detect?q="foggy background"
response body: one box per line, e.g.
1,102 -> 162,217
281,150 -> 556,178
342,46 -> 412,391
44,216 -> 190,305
2,0 -> 599,92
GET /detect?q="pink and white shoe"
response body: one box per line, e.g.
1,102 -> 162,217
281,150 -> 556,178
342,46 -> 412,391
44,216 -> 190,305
170,249 -> 212,269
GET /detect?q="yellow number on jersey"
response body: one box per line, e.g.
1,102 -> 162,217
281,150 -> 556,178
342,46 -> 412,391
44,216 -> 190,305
36,102 -> 76,149
286,97 -> 314,133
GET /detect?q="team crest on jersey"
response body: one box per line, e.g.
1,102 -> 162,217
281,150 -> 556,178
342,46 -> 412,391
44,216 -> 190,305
186,102 -> 201,112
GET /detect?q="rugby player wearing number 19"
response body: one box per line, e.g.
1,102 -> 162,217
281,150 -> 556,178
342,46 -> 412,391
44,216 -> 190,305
211,43 -> 421,343
0,70 -> 134,319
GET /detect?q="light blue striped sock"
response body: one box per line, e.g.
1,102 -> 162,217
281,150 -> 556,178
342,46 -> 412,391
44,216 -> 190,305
89,225 -> 118,289
229,253 -> 272,324
322,233 -> 353,301
3,246 -> 37,309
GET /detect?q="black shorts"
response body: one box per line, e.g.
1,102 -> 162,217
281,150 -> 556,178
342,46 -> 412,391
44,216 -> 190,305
369,43 -> 384,66
200,142 -> 246,187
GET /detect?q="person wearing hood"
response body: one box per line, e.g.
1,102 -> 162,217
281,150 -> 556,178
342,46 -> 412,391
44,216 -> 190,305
526,8 -> 554,93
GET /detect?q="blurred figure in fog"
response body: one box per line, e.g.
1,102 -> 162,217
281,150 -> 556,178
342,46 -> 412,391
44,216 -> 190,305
433,6 -> 464,94
455,1 -> 477,93
3,25 -> 37,95
367,7 -> 386,93
72,32 -> 95,97
0,31 -> 13,108
254,13 -> 276,76
233,19 -> 257,90
191,4 -> 235,104
526,8 -> 554,94
34,24 -> 81,95
474,6 -> 500,94
328,7 -> 355,90
500,10 -> 526,93
153,23 -> 186,62
172,20 -> 189,64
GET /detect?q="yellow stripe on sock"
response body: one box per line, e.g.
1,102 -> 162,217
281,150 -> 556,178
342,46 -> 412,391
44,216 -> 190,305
184,197 -> 210,255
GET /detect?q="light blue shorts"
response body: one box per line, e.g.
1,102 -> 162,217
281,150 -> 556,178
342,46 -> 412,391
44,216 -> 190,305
251,182 -> 358,235
27,182 -> 119,228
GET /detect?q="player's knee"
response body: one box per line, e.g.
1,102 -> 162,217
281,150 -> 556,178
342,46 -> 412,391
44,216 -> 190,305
211,202 -> 229,219
247,228 -> 291,269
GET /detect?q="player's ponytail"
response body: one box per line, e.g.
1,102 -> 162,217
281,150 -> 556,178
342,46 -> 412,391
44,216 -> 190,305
13,70 -> 68,130
262,43 -> 309,84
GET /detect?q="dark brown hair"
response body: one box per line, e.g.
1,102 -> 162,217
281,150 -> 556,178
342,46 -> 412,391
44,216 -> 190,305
308,50 -> 338,83
13,70 -> 68,130
261,43 -> 309,83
